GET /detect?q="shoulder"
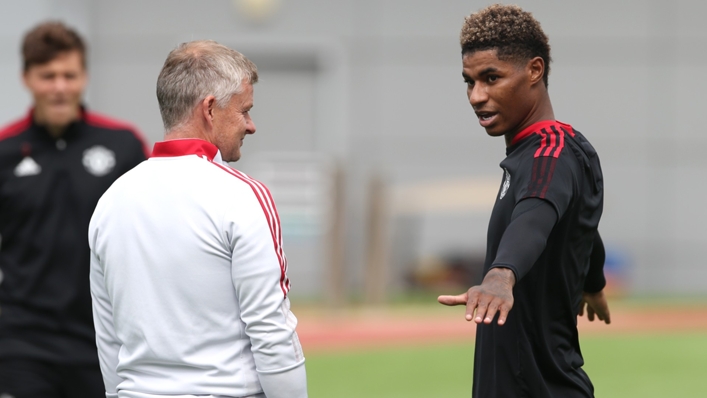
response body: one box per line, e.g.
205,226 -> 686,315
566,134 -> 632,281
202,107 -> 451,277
0,114 -> 32,142
209,163 -> 279,220
209,162 -> 274,200
84,110 -> 149,155
510,121 -> 584,174
527,121 -> 575,160
84,111 -> 137,132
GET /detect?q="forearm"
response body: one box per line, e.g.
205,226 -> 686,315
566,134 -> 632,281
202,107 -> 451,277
230,216 -> 305,378
490,198 -> 558,281
258,362 -> 308,398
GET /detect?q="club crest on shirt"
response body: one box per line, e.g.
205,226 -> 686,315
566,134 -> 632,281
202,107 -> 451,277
500,168 -> 511,199
83,145 -> 116,177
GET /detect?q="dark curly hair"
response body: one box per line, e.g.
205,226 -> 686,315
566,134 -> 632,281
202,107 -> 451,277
22,21 -> 86,71
460,4 -> 551,86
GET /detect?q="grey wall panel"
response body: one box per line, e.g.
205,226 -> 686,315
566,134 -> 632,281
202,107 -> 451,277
87,63 -> 165,143
1,0 -> 705,295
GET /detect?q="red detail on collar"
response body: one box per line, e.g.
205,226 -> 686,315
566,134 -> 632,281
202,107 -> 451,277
510,120 -> 573,146
0,112 -> 32,141
151,139 -> 219,161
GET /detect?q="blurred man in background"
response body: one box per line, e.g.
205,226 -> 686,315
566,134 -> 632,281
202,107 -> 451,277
0,21 -> 147,398
89,40 -> 307,398
438,5 -> 610,397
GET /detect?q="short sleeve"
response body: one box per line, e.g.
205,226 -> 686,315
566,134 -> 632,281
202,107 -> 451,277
514,151 -> 577,219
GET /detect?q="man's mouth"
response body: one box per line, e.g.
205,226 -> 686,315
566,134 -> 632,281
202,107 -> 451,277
476,112 -> 497,127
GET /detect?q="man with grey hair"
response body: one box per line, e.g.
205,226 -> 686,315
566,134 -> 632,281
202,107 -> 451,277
88,40 -> 307,398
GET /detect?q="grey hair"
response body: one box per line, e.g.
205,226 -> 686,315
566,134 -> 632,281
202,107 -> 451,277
156,40 -> 258,132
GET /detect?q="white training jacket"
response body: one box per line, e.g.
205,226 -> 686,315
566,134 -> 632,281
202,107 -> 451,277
88,139 -> 307,398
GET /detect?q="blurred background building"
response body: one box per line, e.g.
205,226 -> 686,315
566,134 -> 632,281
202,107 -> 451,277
2,0 -> 706,300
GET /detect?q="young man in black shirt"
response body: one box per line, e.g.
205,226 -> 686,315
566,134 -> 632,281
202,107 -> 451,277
438,5 -> 610,397
0,22 -> 147,397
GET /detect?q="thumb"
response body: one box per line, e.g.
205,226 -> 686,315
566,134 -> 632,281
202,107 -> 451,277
438,293 -> 468,306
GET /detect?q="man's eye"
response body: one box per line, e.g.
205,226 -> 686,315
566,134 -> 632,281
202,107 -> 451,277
488,75 -> 498,83
465,80 -> 474,87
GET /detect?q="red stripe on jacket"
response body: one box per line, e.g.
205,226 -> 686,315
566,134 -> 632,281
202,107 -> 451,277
210,162 -> 290,297
523,121 -> 573,200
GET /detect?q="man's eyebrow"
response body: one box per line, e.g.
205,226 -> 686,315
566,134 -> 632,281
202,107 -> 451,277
462,67 -> 498,80
478,67 -> 499,75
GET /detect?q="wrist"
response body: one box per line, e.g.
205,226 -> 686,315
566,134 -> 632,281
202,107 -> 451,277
485,267 -> 516,287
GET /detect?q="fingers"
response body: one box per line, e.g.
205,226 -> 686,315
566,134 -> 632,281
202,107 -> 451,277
497,302 -> 512,326
472,299 -> 489,324
437,294 -> 468,306
601,309 -> 611,324
582,290 -> 611,325
472,297 -> 513,326
441,284 -> 514,325
578,301 -> 585,317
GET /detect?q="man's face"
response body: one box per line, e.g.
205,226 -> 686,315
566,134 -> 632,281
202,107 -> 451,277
462,50 -> 535,139
212,82 -> 256,162
23,50 -> 87,129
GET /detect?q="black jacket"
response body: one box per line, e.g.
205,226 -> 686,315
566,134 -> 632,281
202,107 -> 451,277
0,108 -> 147,364
474,120 -> 604,398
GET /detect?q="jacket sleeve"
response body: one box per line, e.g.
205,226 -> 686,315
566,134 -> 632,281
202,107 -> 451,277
489,197 -> 558,282
583,231 -> 607,293
89,249 -> 122,398
227,184 -> 307,398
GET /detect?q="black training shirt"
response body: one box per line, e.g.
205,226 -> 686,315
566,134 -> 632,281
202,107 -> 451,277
473,120 -> 604,398
0,108 -> 147,364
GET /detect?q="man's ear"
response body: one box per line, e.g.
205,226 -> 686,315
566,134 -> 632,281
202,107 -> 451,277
201,96 -> 217,128
527,57 -> 545,86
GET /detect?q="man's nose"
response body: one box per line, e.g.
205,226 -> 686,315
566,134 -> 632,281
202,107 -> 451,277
53,76 -> 68,92
468,84 -> 488,108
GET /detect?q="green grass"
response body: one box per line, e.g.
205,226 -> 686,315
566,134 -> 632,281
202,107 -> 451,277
306,333 -> 707,398
307,343 -> 474,398
582,333 -> 707,397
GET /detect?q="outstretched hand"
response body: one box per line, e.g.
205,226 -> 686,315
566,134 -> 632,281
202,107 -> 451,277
438,267 -> 515,326
578,290 -> 611,324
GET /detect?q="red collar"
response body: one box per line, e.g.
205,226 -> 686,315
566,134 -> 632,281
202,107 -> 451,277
151,139 -> 219,161
510,120 -> 573,146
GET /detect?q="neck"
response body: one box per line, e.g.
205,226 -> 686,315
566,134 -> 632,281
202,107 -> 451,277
33,108 -> 80,139
164,123 -> 209,142
504,93 -> 554,147
46,124 -> 68,138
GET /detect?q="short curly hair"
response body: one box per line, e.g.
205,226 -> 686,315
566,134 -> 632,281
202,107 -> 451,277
22,21 -> 86,71
460,4 -> 551,86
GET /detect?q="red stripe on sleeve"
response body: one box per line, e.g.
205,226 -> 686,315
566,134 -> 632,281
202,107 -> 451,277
524,121 -> 574,200
551,126 -> 566,158
232,169 -> 290,293
534,129 -> 548,158
526,157 -> 558,200
536,127 -> 565,159
538,158 -> 558,199
542,128 -> 558,157
210,163 -> 290,297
